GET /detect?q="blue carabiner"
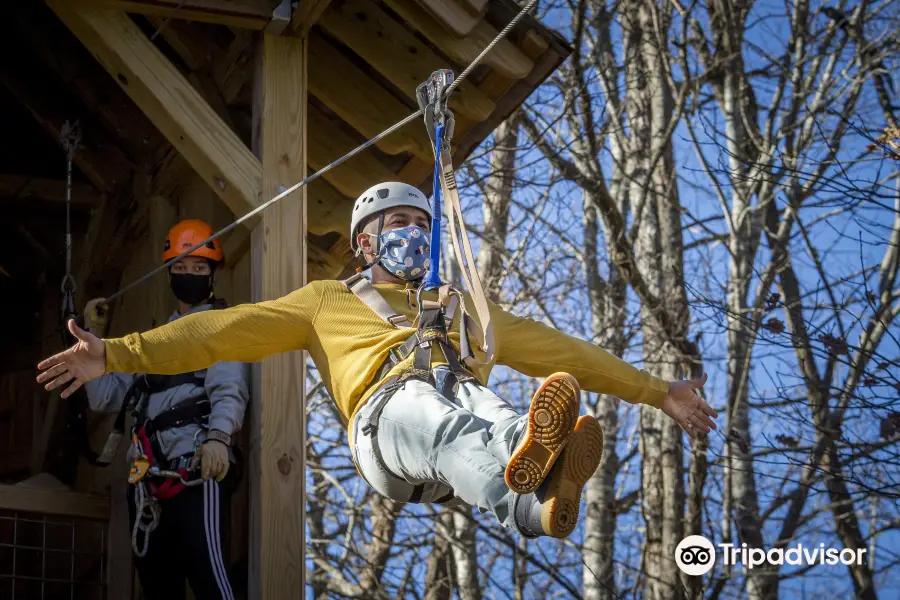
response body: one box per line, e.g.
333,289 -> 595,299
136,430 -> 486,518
423,123 -> 444,290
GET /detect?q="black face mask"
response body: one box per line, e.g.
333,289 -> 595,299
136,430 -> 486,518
169,273 -> 213,306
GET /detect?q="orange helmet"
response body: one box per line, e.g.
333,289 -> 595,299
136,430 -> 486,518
162,219 -> 224,263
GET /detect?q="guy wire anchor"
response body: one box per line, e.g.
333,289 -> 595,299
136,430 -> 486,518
416,69 -> 455,151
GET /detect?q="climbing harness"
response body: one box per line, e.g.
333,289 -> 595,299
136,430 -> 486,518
94,0 -> 539,309
343,273 -> 468,504
59,120 -> 81,343
119,372 -> 210,556
415,70 -> 495,367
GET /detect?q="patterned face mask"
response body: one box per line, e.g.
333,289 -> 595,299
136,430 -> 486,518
377,225 -> 430,280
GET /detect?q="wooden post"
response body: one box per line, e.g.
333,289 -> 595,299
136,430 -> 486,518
249,33 -> 307,599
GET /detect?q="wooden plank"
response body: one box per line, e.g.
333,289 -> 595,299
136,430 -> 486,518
290,0 -> 332,35
75,0 -> 279,30
460,0 -> 488,16
0,484 -> 110,520
382,0 -> 533,79
307,31 -> 431,161
47,2 -> 263,222
249,32 -> 307,599
145,16 -> 221,71
306,234 -> 355,281
0,174 -> 100,207
307,102 -> 397,197
397,156 -> 434,188
414,0 -> 480,37
319,0 -> 496,121
212,29 -> 255,105
307,177 -> 352,235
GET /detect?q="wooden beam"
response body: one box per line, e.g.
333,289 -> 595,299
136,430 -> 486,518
145,16 -> 221,71
307,31 -> 430,162
0,483 -> 110,520
307,102 -> 397,198
146,16 -> 254,106
249,32 -> 307,599
47,2 -> 263,222
319,0 -> 496,121
0,174 -> 100,207
306,177 -> 352,236
76,0 -> 281,30
414,0 -> 481,37
307,234 -> 354,281
382,0 -> 533,79
290,0 -> 331,35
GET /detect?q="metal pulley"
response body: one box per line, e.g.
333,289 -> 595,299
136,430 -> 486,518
416,69 -> 455,152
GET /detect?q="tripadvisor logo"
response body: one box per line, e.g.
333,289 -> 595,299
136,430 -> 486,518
675,535 -> 868,576
675,536 -> 716,576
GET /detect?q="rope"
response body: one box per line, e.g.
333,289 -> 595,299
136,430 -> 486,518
131,481 -> 161,557
60,121 -> 81,335
96,0 -> 538,308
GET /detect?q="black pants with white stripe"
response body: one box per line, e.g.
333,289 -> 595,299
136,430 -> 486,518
128,476 -> 236,600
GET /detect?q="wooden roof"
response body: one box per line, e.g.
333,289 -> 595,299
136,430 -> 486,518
0,0 -> 570,294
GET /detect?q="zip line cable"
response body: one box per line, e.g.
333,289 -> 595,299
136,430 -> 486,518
98,0 -> 538,309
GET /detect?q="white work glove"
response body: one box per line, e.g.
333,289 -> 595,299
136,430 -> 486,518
84,297 -> 108,334
201,440 -> 230,482
661,373 -> 718,439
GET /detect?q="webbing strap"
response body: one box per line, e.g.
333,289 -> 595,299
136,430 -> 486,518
343,274 -> 413,328
439,152 -> 495,366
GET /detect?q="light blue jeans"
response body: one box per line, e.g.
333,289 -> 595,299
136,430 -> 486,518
351,366 -> 528,528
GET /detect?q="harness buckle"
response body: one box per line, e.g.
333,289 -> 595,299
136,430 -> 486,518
387,314 -> 410,326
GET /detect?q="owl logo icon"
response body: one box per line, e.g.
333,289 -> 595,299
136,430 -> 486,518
675,536 -> 716,576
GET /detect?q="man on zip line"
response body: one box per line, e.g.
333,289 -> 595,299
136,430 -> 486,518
37,182 -> 716,539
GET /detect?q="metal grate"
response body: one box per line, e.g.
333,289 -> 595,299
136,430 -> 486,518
0,509 -> 107,600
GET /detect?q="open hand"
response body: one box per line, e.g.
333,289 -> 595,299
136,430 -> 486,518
36,319 -> 106,398
662,373 -> 718,439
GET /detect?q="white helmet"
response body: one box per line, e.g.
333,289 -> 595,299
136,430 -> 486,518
350,181 -> 433,252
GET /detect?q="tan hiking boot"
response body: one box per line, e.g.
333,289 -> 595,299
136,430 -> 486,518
540,415 -> 604,538
505,372 -> 582,495
511,415 -> 604,539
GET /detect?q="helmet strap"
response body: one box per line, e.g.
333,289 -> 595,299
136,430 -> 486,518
373,213 -> 385,255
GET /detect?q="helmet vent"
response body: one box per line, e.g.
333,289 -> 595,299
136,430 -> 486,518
377,188 -> 390,199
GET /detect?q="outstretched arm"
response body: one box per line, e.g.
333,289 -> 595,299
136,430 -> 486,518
37,283 -> 323,398
490,301 -> 717,438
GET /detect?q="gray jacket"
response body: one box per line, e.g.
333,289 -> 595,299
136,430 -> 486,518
84,303 -> 251,461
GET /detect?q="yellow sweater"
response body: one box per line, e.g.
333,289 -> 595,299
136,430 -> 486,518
105,280 -> 669,426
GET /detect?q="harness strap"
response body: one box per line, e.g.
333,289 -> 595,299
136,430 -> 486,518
96,371 -> 208,467
343,273 -> 413,328
142,395 -> 210,468
439,152 -> 495,367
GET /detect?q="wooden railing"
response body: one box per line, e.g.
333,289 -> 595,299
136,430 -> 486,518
0,483 -> 110,520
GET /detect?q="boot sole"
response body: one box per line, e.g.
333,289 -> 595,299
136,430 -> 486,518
541,415 -> 603,539
504,373 -> 581,495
